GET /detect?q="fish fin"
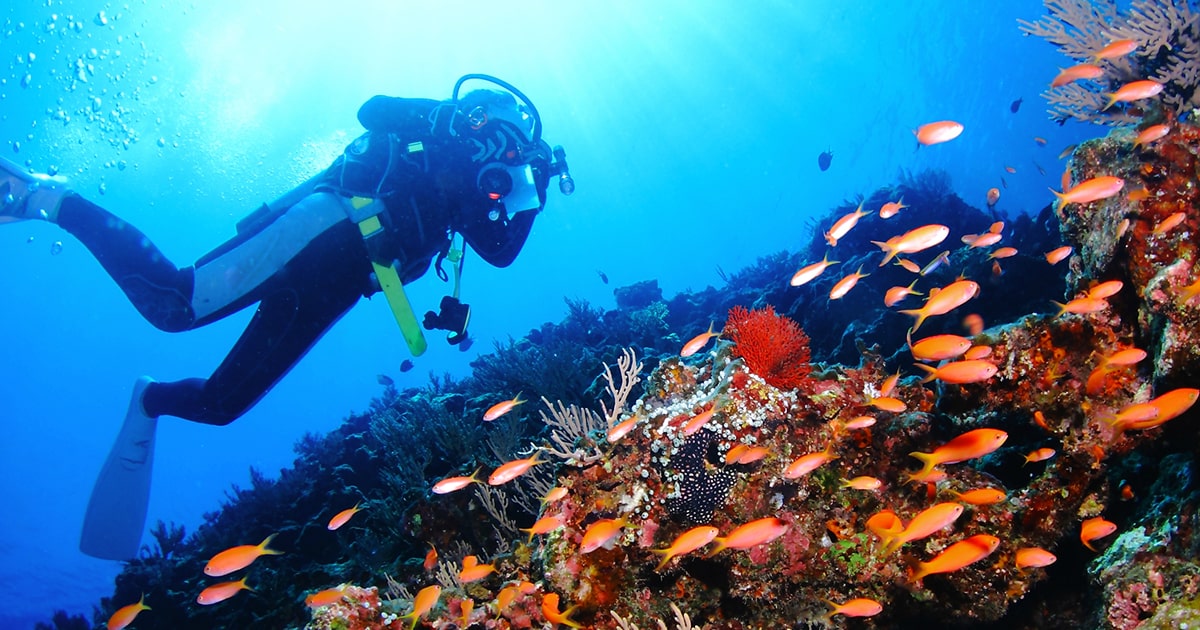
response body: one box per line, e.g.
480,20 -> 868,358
912,362 -> 939,384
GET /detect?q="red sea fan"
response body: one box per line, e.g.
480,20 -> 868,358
724,305 -> 812,390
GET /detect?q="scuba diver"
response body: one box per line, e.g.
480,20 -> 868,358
0,74 -> 574,560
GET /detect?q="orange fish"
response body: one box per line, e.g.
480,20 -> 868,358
1154,211 -> 1187,235
459,555 -> 496,582
460,598 -> 474,627
914,120 -> 964,146
950,487 -> 1006,505
401,585 -> 441,629
683,405 -> 718,436
790,255 -> 840,287
305,584 -> 349,609
880,371 -> 902,397
484,393 -> 525,421
1126,187 -> 1151,202
986,187 -> 1000,207
873,224 -> 951,267
962,313 -> 985,336
991,260 -> 1004,277
327,502 -> 363,531
196,577 -> 253,605
909,333 -> 972,362
825,597 -> 883,619
1034,136 -> 1048,145
489,451 -> 544,485
521,514 -> 566,542
783,448 -> 838,479
607,416 -> 639,443
963,232 -> 1003,248
867,396 -> 907,413
708,517 -> 789,555
1093,38 -> 1138,60
1054,296 -> 1109,317
842,415 -> 877,431
1004,166 -> 1017,174
1121,388 -> 1200,430
726,444 -> 770,465
541,593 -> 583,629
1104,79 -> 1163,110
1015,547 -> 1058,570
1044,245 -> 1073,265
432,469 -> 482,494
909,534 -> 1001,582
1080,517 -> 1117,551
580,518 -> 628,553
909,428 -> 1008,479
1024,447 -> 1056,465
1133,124 -> 1170,147
879,198 -> 907,219
1117,217 -> 1131,239
1051,63 -> 1104,88
884,280 -> 923,307
1052,175 -> 1125,206
914,359 -> 998,384
204,533 -> 282,577
1086,280 -> 1124,299
989,247 -> 1018,260
885,503 -> 965,554
988,222 -> 1005,235
901,280 -> 981,333
496,585 -> 519,611
542,486 -> 569,505
825,203 -> 872,246
681,322 -> 721,357
963,345 -> 992,360
423,544 -> 438,571
652,525 -> 720,570
829,266 -> 870,299
841,476 -> 883,491
107,594 -> 150,630
897,258 -> 922,274
1177,276 -> 1200,305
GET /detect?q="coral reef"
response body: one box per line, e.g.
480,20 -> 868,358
1019,0 -> 1200,124
61,124 -> 1200,630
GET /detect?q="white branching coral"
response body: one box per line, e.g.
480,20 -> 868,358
1018,0 -> 1200,124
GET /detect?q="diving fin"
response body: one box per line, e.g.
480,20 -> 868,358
80,376 -> 158,560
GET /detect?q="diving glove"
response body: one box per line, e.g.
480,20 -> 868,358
0,156 -> 70,223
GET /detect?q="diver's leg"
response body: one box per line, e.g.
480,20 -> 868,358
55,195 -> 198,331
141,219 -> 370,425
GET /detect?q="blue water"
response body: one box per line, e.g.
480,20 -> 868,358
0,1 -> 1101,626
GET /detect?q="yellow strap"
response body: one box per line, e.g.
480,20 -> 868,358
352,198 -> 427,356
370,258 -> 428,356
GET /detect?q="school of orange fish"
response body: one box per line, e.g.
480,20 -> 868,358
104,36 -> 1197,630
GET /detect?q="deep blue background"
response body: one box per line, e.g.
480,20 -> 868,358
1,1 -> 1100,626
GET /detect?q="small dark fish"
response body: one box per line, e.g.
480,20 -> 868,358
1000,177 -> 1008,189
1058,143 -> 1077,160
597,270 -> 608,285
26,236 -> 34,243
399,359 -> 414,373
1010,98 -> 1023,113
377,374 -> 394,386
818,149 -> 833,171
1033,161 -> 1046,176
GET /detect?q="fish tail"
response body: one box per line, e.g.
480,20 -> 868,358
259,532 -> 283,556
872,241 -> 898,267
908,450 -> 938,479
900,310 -> 927,333
912,362 -> 939,384
1051,301 -> 1069,317
704,538 -> 728,558
652,549 -> 675,572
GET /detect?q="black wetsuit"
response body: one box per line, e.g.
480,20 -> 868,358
55,95 -> 543,425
